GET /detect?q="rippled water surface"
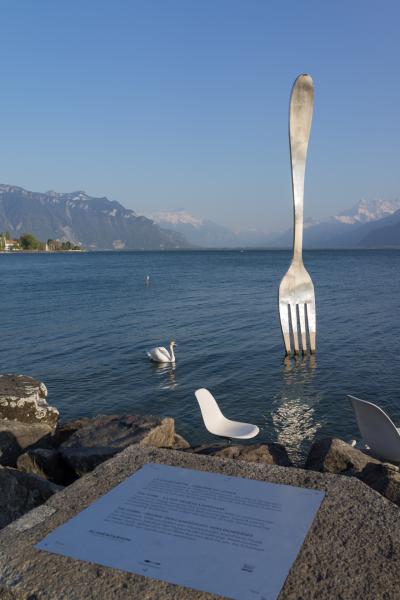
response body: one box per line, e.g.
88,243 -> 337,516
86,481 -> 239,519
1,250 -> 399,461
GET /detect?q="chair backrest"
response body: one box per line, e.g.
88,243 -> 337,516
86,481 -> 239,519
349,395 -> 400,462
195,388 -> 225,431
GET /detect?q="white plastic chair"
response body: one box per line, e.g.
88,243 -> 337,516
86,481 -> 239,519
349,395 -> 400,462
194,388 -> 259,440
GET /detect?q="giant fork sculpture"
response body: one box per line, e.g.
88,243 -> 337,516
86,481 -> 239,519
278,74 -> 316,355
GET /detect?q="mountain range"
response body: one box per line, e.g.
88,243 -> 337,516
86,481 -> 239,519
1,184 -> 399,250
0,185 -> 190,250
147,199 -> 400,248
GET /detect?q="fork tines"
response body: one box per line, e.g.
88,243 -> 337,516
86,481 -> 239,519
279,300 -> 316,355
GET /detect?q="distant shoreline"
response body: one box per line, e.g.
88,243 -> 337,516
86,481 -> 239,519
1,247 -> 400,254
0,249 -> 84,254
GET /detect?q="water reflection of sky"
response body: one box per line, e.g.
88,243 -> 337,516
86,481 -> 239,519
267,356 -> 324,464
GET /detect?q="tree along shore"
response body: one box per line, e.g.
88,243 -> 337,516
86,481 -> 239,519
0,231 -> 83,252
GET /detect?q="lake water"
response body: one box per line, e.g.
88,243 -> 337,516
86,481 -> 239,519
1,249 -> 399,461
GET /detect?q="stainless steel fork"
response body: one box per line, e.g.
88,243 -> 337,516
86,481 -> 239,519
278,74 -> 316,355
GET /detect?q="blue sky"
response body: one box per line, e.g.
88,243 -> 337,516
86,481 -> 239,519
0,0 -> 399,232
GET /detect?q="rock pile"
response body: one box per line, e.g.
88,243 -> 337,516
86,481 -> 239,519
2,374 -> 400,533
2,412 -> 191,484
0,467 -> 61,529
0,375 -> 192,528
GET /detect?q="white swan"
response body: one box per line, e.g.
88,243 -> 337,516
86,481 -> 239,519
147,340 -> 177,363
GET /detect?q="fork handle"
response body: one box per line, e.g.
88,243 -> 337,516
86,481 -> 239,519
289,74 -> 314,263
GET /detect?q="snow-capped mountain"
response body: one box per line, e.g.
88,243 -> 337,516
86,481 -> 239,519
147,210 -> 203,228
146,209 -> 238,247
272,198 -> 400,248
334,198 -> 400,225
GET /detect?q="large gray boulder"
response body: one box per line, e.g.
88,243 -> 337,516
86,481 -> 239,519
58,414 -> 190,478
0,466 -> 61,529
53,417 -> 95,446
0,374 -> 59,429
0,420 -> 53,467
13,414 -> 190,483
304,437 -> 379,472
305,437 -> 400,507
192,442 -> 292,466
60,414 -> 190,451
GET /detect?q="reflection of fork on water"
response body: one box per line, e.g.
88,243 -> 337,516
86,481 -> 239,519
271,355 -> 321,463
283,353 -> 316,374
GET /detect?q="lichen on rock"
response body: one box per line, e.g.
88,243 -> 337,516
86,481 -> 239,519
0,374 -> 59,429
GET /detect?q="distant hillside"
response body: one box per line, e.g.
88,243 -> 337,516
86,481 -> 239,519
0,185 -> 190,250
355,210 -> 400,247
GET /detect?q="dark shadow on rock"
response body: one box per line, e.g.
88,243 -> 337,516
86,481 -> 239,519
60,446 -> 120,478
52,418 -> 94,447
17,448 -> 77,486
358,462 -> 400,507
189,444 -> 229,455
0,467 -> 62,529
0,431 -> 22,467
0,424 -> 55,467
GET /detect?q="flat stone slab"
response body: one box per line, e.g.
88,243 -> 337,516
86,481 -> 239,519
0,447 -> 399,599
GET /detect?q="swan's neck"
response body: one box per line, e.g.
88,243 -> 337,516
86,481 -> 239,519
169,344 -> 175,362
